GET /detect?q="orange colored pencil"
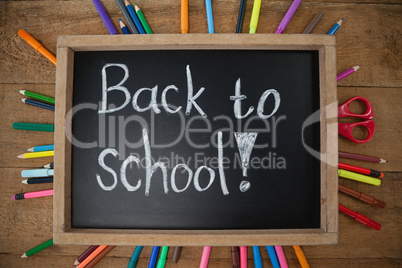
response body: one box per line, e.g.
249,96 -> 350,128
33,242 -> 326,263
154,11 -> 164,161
77,245 -> 108,268
85,246 -> 115,268
181,0 -> 188,33
18,29 -> 56,65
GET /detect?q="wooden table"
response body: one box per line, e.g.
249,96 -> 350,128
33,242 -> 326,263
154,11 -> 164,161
0,0 -> 401,267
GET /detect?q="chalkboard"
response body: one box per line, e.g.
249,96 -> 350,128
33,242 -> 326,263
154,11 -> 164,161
54,35 -> 338,246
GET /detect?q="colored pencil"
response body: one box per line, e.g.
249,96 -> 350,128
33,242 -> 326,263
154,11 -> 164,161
302,11 -> 323,34
339,151 -> 387,163
26,144 -> 54,152
239,246 -> 247,268
293,246 -> 310,268
22,168 -> 54,178
128,246 -> 143,268
205,0 -> 214,33
92,0 -> 118,34
43,162 -> 54,169
337,65 -> 361,81
266,246 -> 280,268
18,30 -> 57,65
181,0 -> 189,33
339,185 -> 386,208
338,169 -> 381,186
21,98 -> 54,111
172,246 -> 182,263
231,247 -> 240,268
115,0 -> 139,34
17,150 -> 54,159
77,245 -> 108,268
135,4 -> 152,34
74,246 -> 100,266
13,122 -> 54,132
274,246 -> 288,268
149,246 -> 160,268
249,0 -> 262,33
200,246 -> 211,268
236,0 -> 246,33
18,90 -> 55,104
339,162 -> 383,178
156,246 -> 169,268
21,177 -> 53,184
12,189 -> 53,200
86,246 -> 115,268
21,239 -> 53,258
327,18 -> 343,34
275,0 -> 302,34
252,246 -> 262,268
125,0 -> 146,34
339,204 -> 381,230
119,19 -> 131,34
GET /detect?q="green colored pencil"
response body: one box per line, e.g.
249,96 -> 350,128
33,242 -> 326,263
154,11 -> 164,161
156,246 -> 169,268
18,90 -> 55,105
134,4 -> 153,34
21,238 -> 53,258
12,122 -> 54,132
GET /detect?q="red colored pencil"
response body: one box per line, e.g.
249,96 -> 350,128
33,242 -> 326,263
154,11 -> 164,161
339,204 -> 381,230
339,151 -> 387,163
339,162 -> 384,178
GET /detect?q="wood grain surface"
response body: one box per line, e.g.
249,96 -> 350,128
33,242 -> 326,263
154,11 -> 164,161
0,0 -> 401,267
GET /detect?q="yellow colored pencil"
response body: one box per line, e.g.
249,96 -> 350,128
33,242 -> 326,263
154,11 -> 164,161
338,169 -> 381,186
17,150 -> 54,159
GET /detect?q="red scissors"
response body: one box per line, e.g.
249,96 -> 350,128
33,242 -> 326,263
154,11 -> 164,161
338,96 -> 375,144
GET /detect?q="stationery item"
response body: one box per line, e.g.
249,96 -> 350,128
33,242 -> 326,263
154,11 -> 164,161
181,0 -> 189,33
43,162 -> 54,169
293,246 -> 310,268
156,246 -> 169,268
338,96 -> 375,144
86,246 -> 115,268
22,168 -> 54,178
21,239 -> 53,258
17,150 -> 54,159
274,246 -> 288,268
135,4 -> 152,34
327,18 -> 343,34
12,189 -> 53,200
236,0 -> 246,33
337,65 -> 361,81
21,177 -> 53,184
252,246 -> 262,268
26,144 -> 54,152
119,19 -> 131,34
12,122 -> 54,132
339,162 -> 384,178
149,246 -> 160,268
128,246 -> 143,268
200,246 -> 211,268
249,0 -> 262,33
205,0 -> 214,33
338,169 -> 381,186
339,204 -> 381,230
125,0 -> 146,34
302,11 -> 323,34
73,245 -> 99,266
18,90 -> 55,104
172,247 -> 183,263
92,0 -> 118,34
266,246 -> 280,268
115,0 -> 139,34
17,30 -> 57,65
231,247 -> 240,268
240,246 -> 247,268
77,245 -> 108,268
21,98 -> 54,111
275,0 -> 302,34
339,151 -> 387,163
339,185 -> 386,208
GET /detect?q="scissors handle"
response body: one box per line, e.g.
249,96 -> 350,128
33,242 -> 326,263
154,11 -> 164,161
338,96 -> 374,119
339,120 -> 375,144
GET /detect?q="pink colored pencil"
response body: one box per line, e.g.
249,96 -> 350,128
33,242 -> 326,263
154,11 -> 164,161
337,65 -> 361,81
11,189 -> 53,200
274,246 -> 288,268
199,246 -> 211,268
240,246 -> 247,268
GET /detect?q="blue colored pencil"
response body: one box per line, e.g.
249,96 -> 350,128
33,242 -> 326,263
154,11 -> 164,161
21,177 -> 53,184
205,0 -> 214,33
236,0 -> 246,33
266,246 -> 280,268
21,98 -> 54,111
148,246 -> 159,268
125,0 -> 146,34
119,19 -> 131,34
327,18 -> 344,34
26,144 -> 54,152
128,246 -> 143,268
253,246 -> 263,268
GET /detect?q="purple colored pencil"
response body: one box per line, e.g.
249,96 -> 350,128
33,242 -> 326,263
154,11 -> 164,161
93,0 -> 118,34
73,245 -> 100,266
275,0 -> 302,34
337,65 -> 361,81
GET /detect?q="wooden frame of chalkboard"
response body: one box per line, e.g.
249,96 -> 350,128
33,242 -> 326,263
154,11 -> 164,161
54,34 -> 338,246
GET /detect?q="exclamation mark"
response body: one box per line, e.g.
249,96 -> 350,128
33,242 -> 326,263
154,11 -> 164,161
234,132 -> 258,192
